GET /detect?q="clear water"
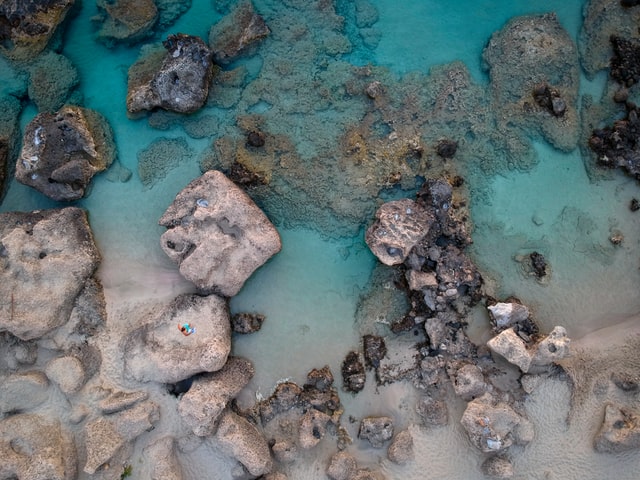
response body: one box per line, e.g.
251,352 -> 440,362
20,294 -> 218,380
2,0 -> 640,479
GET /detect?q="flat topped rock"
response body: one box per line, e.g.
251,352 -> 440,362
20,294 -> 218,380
16,105 -> 116,201
0,207 -> 101,340
159,170 -> 281,297
123,293 -> 231,383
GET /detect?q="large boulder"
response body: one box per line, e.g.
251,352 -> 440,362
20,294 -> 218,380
460,393 -> 534,453
123,293 -> 231,383
16,105 -> 116,201
159,170 -> 281,297
0,208 -> 101,340
94,0 -> 158,46
178,356 -> 255,436
365,199 -> 434,266
0,0 -> 75,61
127,33 -> 214,114
594,403 -> 640,453
208,0 -> 270,65
215,410 -> 273,477
0,414 -> 77,480
487,328 -> 533,373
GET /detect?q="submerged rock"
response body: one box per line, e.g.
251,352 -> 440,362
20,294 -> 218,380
0,208 -> 101,340
0,0 -> 75,61
123,293 -> 231,383
594,403 -> 640,453
143,436 -> 184,480
341,351 -> 366,393
127,33 -> 214,114
159,170 -> 281,297
327,451 -> 357,480
0,414 -> 77,480
481,455 -> 514,479
178,356 -> 254,436
363,334 -> 387,369
358,416 -> 394,448
94,0 -> 158,46
0,371 -> 50,413
387,428 -> 414,464
208,0 -> 270,65
16,106 -> 116,201
231,312 -> 265,334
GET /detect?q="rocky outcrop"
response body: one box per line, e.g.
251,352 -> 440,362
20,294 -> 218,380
123,293 -> 231,383
94,0 -> 158,46
483,13 -> 580,151
0,0 -> 75,61
594,403 -> 640,453
26,51 -> 79,112
0,414 -> 77,480
215,409 -> 273,477
159,170 -> 282,297
460,393 -> 534,453
16,105 -> 116,201
178,356 -> 254,436
208,0 -> 270,65
127,33 -> 214,114
341,350 -> 366,393
0,208 -> 101,340
358,416 -> 394,448
365,199 -> 434,266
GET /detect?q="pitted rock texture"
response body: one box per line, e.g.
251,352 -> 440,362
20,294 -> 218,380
94,0 -> 158,45
127,33 -> 214,114
159,170 -> 281,297
16,105 -> 116,201
0,208 -> 101,340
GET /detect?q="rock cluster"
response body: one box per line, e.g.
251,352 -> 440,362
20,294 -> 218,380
16,105 -> 116,201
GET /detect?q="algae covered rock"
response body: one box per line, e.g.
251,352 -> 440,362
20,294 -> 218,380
16,105 -> 116,201
94,0 -> 158,46
159,170 -> 281,297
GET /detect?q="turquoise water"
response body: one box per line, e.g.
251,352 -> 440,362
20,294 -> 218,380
2,0 -> 640,479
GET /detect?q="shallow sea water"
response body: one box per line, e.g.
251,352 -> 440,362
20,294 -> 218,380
2,0 -> 640,479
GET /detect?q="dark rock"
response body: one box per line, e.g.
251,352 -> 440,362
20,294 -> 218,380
305,365 -> 334,392
227,161 -> 268,188
610,36 -> 640,87
358,416 -> 394,448
259,381 -> 302,424
363,334 -> 387,369
532,83 -> 566,117
436,139 -> 458,158
611,372 -> 640,392
529,251 -> 547,278
621,0 -> 640,6
247,129 -> 266,147
208,0 -> 270,65
16,106 -> 116,201
231,312 -> 265,334
630,198 -> 640,211
127,33 -> 214,114
481,456 -> 514,478
341,351 -> 366,393
298,409 -> 332,449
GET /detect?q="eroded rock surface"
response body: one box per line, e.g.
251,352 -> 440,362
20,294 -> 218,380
358,416 -> 394,448
159,170 -> 281,296
123,293 -> 231,383
127,33 -> 214,114
16,106 -> 116,201
94,0 -> 158,45
594,403 -> 640,453
0,208 -> 101,340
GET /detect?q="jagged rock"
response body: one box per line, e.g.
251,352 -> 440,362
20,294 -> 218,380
98,388 -> 148,414
45,355 -> 85,394
231,312 -> 265,334
143,436 -> 184,480
363,334 -> 387,369
387,428 -> 414,464
365,199 -> 434,266
610,35 -> 640,87
94,0 -> 158,46
594,403 -> 640,453
159,170 -> 282,297
0,0 -> 75,61
178,356 -> 254,436
123,293 -> 231,383
215,410 -> 273,477
127,33 -> 214,114
416,393 -> 448,428
529,251 -> 547,278
436,138 -> 458,158
453,363 -> 487,401
0,208 -> 101,340
341,351 -> 366,393
16,106 -> 116,201
208,0 -> 270,65
0,414 -> 76,480
0,371 -> 49,413
405,269 -> 438,291
358,416 -> 394,448
481,455 -> 514,478
460,393 -> 534,453
305,365 -> 334,392
298,409 -> 332,449
83,401 -> 160,474
487,327 -> 533,373
530,326 -> 570,367
532,82 -> 566,117
487,302 -> 530,331
326,451 -> 357,480
259,382 -> 302,424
